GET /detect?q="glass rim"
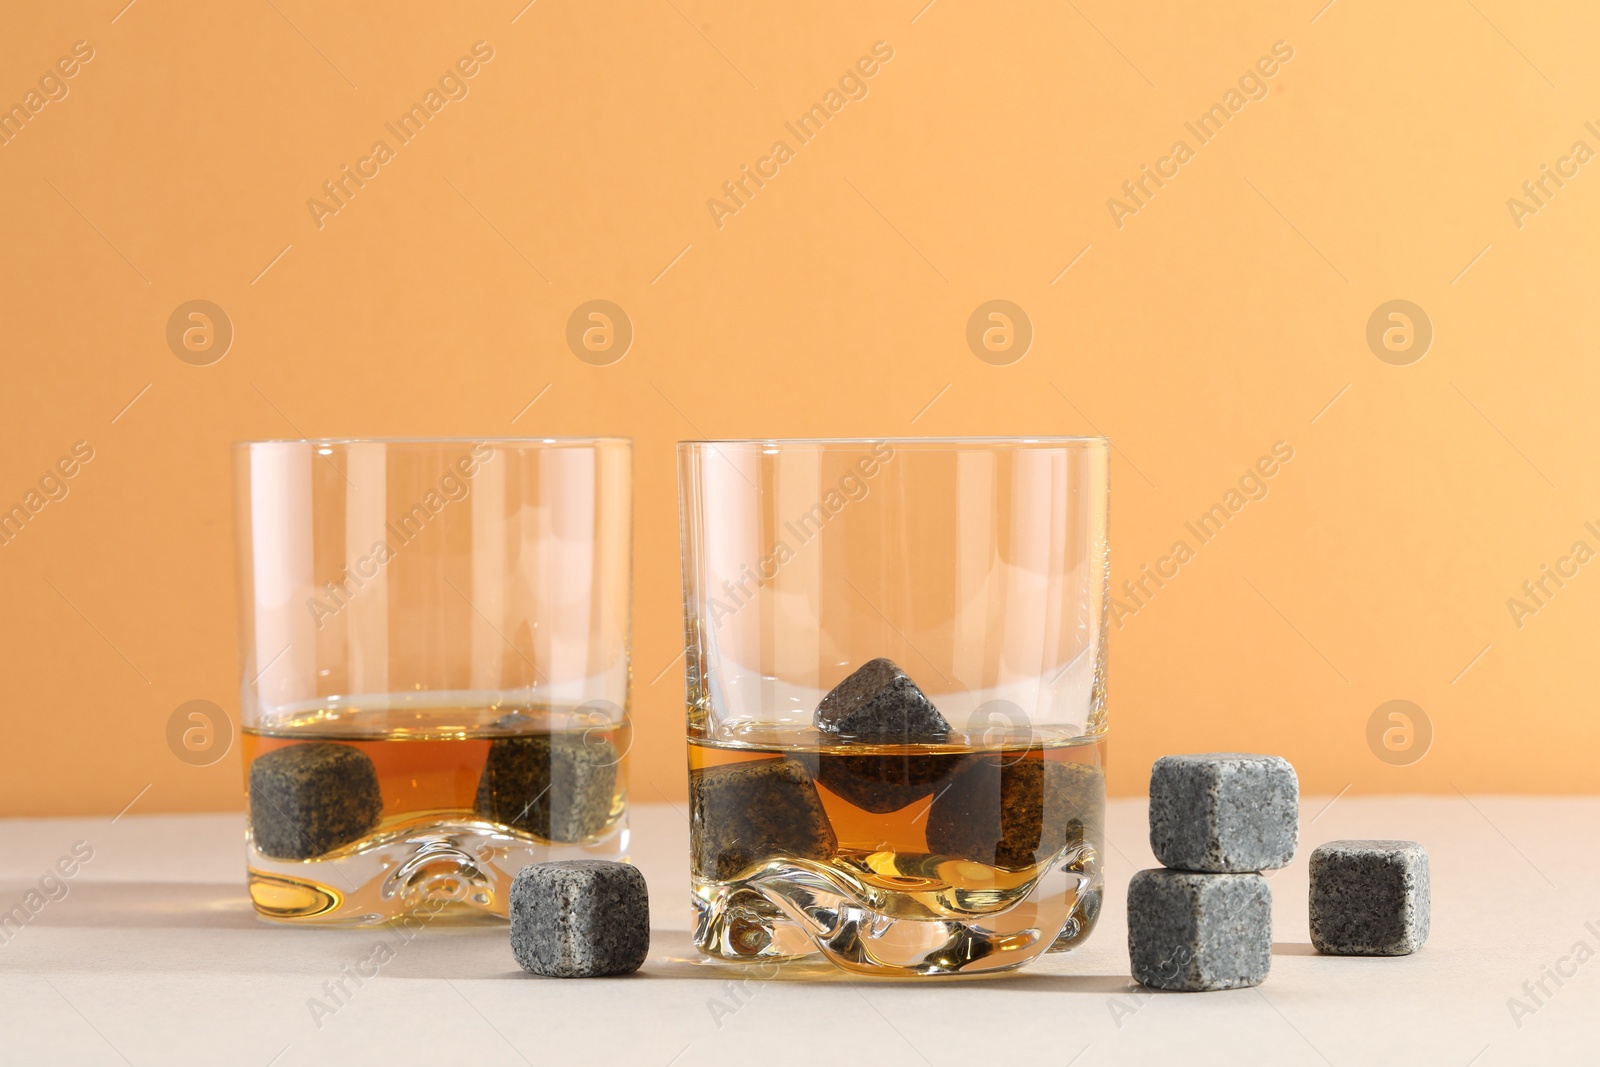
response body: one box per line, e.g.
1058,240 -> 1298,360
233,435 -> 632,449
677,435 -> 1109,449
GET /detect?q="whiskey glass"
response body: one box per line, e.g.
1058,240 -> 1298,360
677,437 -> 1110,976
234,437 -> 631,924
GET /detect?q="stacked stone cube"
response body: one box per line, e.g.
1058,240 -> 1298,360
1129,753 -> 1298,991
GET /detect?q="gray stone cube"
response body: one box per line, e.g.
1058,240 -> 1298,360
475,733 -> 619,844
816,751 -> 966,815
249,742 -> 383,860
814,657 -> 950,741
690,758 -> 837,881
1128,869 -> 1272,991
510,861 -> 650,978
926,757 -> 1104,869
1149,753 -> 1298,872
813,659 -> 955,813
1310,840 -> 1429,956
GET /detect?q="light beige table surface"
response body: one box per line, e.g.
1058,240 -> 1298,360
0,797 -> 1592,1066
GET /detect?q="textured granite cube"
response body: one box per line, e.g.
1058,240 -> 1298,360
816,752 -> 966,815
927,757 -> 1104,869
1149,753 -> 1298,872
690,758 -> 837,881
1128,869 -> 1272,991
1310,840 -> 1430,956
814,658 -> 956,813
510,861 -> 649,978
814,657 -> 950,741
249,742 -> 383,860
476,733 -> 618,844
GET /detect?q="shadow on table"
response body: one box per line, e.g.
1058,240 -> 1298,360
5,880 -> 261,930
6,884 -> 1135,990
638,930 -> 1135,992
0,882 -> 514,978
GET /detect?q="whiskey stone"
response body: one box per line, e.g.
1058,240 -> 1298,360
476,734 -> 618,844
1310,840 -> 1430,956
816,752 -> 967,814
814,657 -> 950,741
1149,753 -> 1298,873
1128,869 -> 1272,991
926,757 -> 1104,869
690,758 -> 837,881
510,861 -> 649,978
814,657 -> 953,813
249,742 -> 383,860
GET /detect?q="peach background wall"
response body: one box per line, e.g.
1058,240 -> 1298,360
2,1 -> 1597,816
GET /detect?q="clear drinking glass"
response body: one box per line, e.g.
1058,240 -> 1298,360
678,437 -> 1110,976
233,437 -> 631,924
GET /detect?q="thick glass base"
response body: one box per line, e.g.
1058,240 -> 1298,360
692,844 -> 1102,977
240,706 -> 631,925
247,815 -> 629,925
688,727 -> 1107,977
